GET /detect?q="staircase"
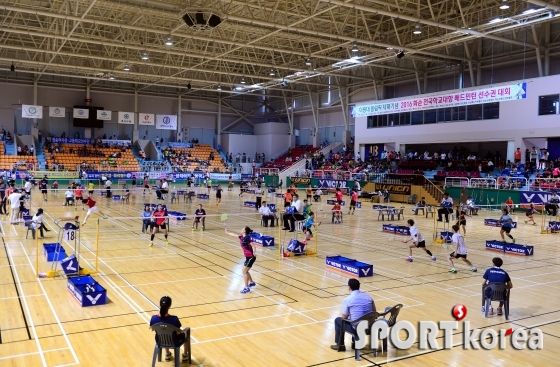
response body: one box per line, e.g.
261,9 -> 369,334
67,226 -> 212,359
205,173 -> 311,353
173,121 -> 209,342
5,142 -> 16,155
35,141 -> 46,170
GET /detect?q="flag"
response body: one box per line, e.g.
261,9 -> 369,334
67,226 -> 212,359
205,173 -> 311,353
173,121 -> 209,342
22,105 -> 43,118
118,111 -> 135,124
97,110 -> 112,120
138,113 -> 154,125
73,108 -> 89,119
49,107 -> 65,118
156,115 -> 177,130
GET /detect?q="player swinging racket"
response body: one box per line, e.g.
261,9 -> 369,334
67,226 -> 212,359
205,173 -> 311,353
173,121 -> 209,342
456,206 -> 467,236
524,203 -> 538,225
447,225 -> 477,273
302,211 -> 321,244
150,204 -> 169,247
225,226 -> 256,294
348,189 -> 358,215
403,219 -> 436,262
499,208 -> 515,243
81,196 -> 108,226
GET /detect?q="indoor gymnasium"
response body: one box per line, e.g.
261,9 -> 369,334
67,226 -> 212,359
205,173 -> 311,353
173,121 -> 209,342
1,0 -> 560,366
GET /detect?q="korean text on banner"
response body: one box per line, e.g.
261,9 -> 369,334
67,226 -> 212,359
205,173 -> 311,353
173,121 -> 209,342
118,111 -> 135,125
73,108 -> 89,119
138,113 -> 155,125
22,105 -> 43,119
156,115 -> 177,130
49,107 -> 66,118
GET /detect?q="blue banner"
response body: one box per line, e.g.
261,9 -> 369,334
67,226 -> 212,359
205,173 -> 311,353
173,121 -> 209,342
168,142 -> 192,148
520,190 -> 553,205
49,137 -> 94,144
318,179 -> 348,189
364,144 -> 383,159
485,240 -> 534,256
84,171 -> 240,181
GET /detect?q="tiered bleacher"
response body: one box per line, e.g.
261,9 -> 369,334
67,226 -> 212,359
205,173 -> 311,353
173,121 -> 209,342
0,142 -> 36,170
260,145 -> 320,170
162,144 -> 228,173
44,141 -> 140,171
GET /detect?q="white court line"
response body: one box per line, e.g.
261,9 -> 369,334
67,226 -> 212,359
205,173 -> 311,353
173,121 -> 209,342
18,241 -> 80,366
0,293 -> 45,301
5,242 -> 47,367
0,347 -> 70,361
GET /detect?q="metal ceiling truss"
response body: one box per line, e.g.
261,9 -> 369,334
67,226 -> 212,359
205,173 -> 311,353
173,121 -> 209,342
1,0 -> 560,110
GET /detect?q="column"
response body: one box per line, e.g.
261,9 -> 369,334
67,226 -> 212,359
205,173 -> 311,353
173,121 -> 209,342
132,88 -> 139,142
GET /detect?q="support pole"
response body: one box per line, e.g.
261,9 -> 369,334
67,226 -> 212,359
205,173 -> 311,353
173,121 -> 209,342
96,219 -> 100,273
36,231 -> 39,278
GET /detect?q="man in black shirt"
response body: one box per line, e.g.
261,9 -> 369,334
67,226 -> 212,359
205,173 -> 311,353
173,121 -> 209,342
192,204 -> 206,231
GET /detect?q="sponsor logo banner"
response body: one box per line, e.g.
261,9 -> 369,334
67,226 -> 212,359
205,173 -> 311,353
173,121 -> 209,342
520,190 -> 553,205
318,179 -> 348,189
33,170 -> 78,179
375,183 -> 411,195
97,110 -> 112,120
156,114 -> 177,130
485,240 -> 534,256
118,111 -> 135,125
168,142 -> 193,148
138,113 -> 155,125
351,82 -> 527,117
84,171 -> 241,181
73,108 -> 89,119
50,137 -> 93,144
49,107 -> 65,118
22,105 -> 43,118
290,177 -> 311,185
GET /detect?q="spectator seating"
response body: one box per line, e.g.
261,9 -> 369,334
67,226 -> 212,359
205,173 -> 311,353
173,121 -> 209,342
261,145 -> 320,170
47,144 -> 140,171
0,155 -> 36,170
164,144 -> 227,173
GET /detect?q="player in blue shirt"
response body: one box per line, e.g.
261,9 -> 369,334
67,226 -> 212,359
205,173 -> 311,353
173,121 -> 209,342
149,296 -> 190,362
482,257 -> 513,316
302,211 -> 321,244
498,208 -> 515,243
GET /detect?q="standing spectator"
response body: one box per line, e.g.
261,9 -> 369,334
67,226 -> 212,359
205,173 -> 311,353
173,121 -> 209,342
8,188 -> 22,224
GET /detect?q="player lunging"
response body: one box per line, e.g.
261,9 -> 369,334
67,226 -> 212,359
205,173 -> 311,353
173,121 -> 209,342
448,225 -> 477,273
403,219 -> 436,262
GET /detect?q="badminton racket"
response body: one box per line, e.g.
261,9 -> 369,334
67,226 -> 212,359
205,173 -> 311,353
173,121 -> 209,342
221,213 -> 228,230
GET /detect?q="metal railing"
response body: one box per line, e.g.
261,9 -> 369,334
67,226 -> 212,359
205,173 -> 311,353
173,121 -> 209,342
531,178 -> 560,190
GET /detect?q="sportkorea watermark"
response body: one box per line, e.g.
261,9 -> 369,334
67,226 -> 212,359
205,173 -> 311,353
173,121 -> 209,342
355,305 -> 543,351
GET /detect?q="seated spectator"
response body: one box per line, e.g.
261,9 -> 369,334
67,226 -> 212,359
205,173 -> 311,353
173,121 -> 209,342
466,197 -> 478,215
192,204 -> 206,230
313,188 -> 323,202
331,278 -> 375,352
149,296 -> 190,363
413,196 -> 426,215
259,200 -> 275,227
332,202 -> 342,223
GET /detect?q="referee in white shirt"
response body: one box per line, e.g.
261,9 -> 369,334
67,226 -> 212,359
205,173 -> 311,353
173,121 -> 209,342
438,192 -> 454,222
259,201 -> 275,227
331,278 -> 375,351
282,194 -> 304,232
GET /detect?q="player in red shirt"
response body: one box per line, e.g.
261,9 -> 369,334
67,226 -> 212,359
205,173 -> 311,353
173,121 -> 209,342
81,196 -> 107,226
335,187 -> 343,204
348,189 -> 358,215
332,203 -> 342,223
150,204 -> 169,247
74,186 -> 84,210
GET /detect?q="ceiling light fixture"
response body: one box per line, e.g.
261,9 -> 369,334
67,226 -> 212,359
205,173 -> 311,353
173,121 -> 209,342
269,69 -> 275,76
351,42 -> 359,52
240,77 -> 246,84
141,51 -> 149,60
413,23 -> 422,34
217,85 -> 222,91
165,35 -> 173,46
109,73 -> 115,80
10,62 -> 15,72
187,83 -> 191,90
305,57 -> 312,66
123,64 -> 130,71
396,51 -> 405,59
499,0 -> 510,10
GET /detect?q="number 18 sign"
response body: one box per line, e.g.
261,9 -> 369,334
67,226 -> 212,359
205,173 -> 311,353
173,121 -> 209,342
64,229 -> 76,241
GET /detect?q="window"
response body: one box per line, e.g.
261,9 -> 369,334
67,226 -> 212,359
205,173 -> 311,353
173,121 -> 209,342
399,112 -> 411,126
452,106 -> 466,121
424,109 -> 437,124
367,116 -> 375,128
467,104 -> 482,121
482,102 -> 499,119
437,108 -> 452,123
387,114 -> 398,126
411,111 -> 423,125
538,94 -> 560,115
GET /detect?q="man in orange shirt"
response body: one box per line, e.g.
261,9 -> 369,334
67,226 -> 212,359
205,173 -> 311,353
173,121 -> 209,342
332,203 -> 342,223
505,197 -> 514,214
514,148 -> 522,164
284,190 -> 292,208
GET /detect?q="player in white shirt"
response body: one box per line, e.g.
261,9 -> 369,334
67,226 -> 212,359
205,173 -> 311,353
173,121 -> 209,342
63,187 -> 74,206
403,219 -> 436,262
447,225 -> 477,273
24,179 -> 32,196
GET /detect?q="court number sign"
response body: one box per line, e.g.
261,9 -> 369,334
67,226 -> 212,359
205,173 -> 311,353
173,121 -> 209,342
64,229 -> 76,241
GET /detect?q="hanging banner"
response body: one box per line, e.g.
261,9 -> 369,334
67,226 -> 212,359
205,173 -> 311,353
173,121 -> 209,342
156,115 -> 177,130
73,108 -> 89,119
351,82 -> 527,117
49,107 -> 66,118
22,105 -> 43,119
118,111 -> 135,125
138,113 -> 155,125
97,110 -> 112,121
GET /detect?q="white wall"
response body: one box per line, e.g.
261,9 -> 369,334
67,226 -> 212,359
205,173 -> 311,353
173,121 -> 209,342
355,75 -> 560,163
221,133 -> 291,162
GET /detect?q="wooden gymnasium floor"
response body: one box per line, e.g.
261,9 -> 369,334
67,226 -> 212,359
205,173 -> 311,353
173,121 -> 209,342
1,185 -> 560,367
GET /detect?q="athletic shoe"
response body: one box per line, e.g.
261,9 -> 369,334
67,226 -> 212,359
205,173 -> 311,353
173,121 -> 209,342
149,241 -> 153,247
406,257 -> 413,262
471,267 -> 477,272
512,238 -> 515,243
248,282 -> 256,288
165,352 -> 172,362
347,212 -> 351,215
488,306 -> 494,315
82,221 -> 86,226
502,240 -> 506,243
431,256 -> 436,261
182,354 -> 189,363
525,220 -> 528,224
449,268 -> 457,273
497,307 -> 503,316
240,287 -> 250,294
201,227 -> 205,231
165,240 -> 169,246
191,227 -> 195,231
